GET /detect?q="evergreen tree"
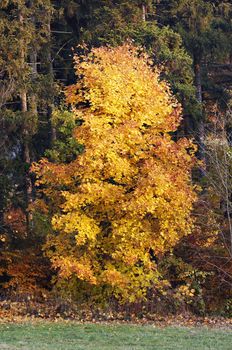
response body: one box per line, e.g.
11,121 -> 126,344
155,0 -> 232,158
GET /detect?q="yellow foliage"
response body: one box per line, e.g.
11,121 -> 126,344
34,44 -> 197,302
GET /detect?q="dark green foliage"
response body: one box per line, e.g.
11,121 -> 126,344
45,108 -> 84,163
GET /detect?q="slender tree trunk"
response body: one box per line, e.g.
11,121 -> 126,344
19,12 -> 33,230
194,63 -> 202,104
142,3 -> 146,22
21,91 -> 33,229
47,13 -> 57,145
194,61 -> 205,174
30,50 -> 38,116
29,2 -> 38,120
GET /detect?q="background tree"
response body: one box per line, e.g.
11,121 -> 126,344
156,0 -> 232,156
0,0 -> 53,293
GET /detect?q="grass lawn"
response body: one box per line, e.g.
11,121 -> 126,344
0,322 -> 231,350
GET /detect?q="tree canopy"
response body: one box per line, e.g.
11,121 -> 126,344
33,44 -> 197,301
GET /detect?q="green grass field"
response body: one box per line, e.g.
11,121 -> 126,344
0,322 -> 231,350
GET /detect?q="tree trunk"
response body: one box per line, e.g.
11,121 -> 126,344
19,12 -> 33,231
194,62 -> 205,174
30,50 -> 38,116
142,3 -> 146,22
194,63 -> 202,103
29,2 -> 38,123
47,14 -> 57,145
21,91 -> 33,230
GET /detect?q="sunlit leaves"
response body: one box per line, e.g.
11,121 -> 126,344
34,44 -> 197,302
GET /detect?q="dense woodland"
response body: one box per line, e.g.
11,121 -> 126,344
0,0 -> 232,317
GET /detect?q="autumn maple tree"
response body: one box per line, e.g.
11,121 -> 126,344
33,44 -> 197,302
